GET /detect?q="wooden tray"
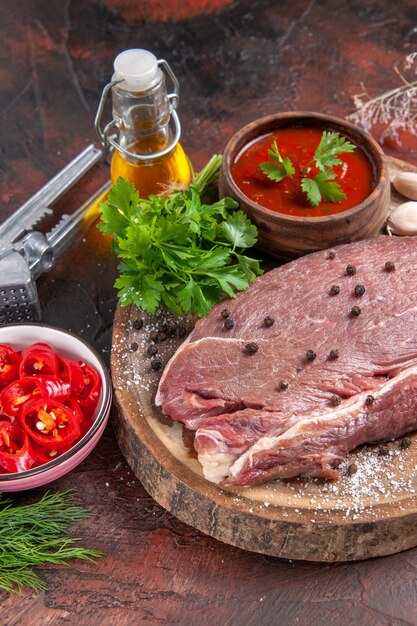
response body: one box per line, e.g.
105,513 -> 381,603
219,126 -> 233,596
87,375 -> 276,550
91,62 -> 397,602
111,155 -> 417,562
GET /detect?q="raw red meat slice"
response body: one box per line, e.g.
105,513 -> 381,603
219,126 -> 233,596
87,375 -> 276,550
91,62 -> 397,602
156,236 -> 417,486
222,365 -> 417,485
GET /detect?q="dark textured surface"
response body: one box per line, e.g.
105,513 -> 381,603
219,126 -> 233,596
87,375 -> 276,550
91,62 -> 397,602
1,0 -> 417,623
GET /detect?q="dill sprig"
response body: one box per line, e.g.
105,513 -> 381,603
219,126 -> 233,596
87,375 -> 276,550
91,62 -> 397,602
0,490 -> 103,594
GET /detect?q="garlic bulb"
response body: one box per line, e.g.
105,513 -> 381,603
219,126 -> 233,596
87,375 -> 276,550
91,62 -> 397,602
392,172 -> 417,201
387,201 -> 417,236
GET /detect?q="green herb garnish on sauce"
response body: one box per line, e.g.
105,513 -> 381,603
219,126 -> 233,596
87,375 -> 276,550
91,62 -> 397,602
259,141 -> 295,182
260,131 -> 356,207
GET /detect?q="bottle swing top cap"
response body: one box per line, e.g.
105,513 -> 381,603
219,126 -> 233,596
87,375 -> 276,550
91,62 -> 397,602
113,49 -> 159,91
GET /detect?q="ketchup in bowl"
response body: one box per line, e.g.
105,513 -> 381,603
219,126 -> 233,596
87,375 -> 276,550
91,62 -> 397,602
231,126 -> 375,218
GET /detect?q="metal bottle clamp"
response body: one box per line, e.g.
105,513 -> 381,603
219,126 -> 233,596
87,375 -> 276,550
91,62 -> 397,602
94,59 -> 181,162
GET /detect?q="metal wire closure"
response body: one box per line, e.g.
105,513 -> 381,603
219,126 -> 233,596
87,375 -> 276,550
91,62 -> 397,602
94,59 -> 181,163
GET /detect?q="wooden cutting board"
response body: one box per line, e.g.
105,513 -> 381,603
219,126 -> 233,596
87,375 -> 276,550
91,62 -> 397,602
111,155 -> 417,562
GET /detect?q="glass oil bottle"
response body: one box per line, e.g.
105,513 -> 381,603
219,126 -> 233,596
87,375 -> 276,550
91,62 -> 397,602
95,49 -> 191,198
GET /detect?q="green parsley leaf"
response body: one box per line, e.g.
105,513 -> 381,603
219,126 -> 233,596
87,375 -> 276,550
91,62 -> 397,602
301,171 -> 346,207
115,269 -> 164,313
235,254 -> 263,282
259,141 -> 295,182
97,177 -> 139,238
177,278 -> 213,317
217,210 -> 258,249
313,131 -> 356,173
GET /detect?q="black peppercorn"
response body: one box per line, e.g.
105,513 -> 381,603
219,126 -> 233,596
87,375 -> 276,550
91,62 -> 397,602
132,318 -> 144,330
278,380 -> 289,390
264,316 -> 275,327
166,324 -> 177,337
306,350 -> 316,361
329,349 -> 339,360
221,308 -> 231,318
347,463 -> 358,476
350,305 -> 361,317
399,437 -> 412,450
177,326 -> 187,338
149,330 -> 158,341
354,284 -> 366,296
385,261 -> 396,272
346,264 -> 357,276
224,318 -> 234,330
328,251 -> 336,260
156,331 -> 167,342
365,394 -> 374,405
244,342 -> 258,354
150,357 -> 162,371
378,445 -> 389,457
330,285 -> 340,295
130,342 -> 139,352
147,343 -> 158,356
330,395 -> 342,407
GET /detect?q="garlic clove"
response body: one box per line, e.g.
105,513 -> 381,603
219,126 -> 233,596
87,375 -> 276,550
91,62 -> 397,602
387,201 -> 417,236
392,172 -> 417,201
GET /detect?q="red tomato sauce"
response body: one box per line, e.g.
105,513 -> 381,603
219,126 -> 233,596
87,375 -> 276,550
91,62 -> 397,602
231,126 -> 375,217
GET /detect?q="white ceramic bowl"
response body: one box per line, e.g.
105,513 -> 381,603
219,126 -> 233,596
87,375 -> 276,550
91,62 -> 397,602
0,324 -> 112,491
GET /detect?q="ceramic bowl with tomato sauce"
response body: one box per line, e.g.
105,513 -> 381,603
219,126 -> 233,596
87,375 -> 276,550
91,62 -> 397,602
0,324 -> 112,491
219,112 -> 390,259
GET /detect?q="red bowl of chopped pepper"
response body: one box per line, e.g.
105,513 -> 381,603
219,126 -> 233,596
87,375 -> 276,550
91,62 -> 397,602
0,324 -> 112,491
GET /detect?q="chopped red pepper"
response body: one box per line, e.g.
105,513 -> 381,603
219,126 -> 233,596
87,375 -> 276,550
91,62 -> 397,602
0,340 -> 103,474
77,362 -> 101,417
36,375 -> 71,402
0,375 -> 71,417
21,399 -> 81,449
57,356 -> 85,395
64,396 -> 84,424
0,420 -> 36,472
31,441 -> 71,464
0,344 -> 21,391
19,342 -> 59,378
0,378 -> 47,417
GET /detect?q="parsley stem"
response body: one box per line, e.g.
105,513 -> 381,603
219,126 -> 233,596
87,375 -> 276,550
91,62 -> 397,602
193,155 -> 223,194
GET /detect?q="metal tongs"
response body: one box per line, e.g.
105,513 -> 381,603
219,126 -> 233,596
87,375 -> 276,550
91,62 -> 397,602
0,145 -> 111,324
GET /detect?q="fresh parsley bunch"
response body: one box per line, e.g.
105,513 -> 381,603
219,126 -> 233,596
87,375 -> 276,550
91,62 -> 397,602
260,131 -> 356,207
98,156 -> 262,317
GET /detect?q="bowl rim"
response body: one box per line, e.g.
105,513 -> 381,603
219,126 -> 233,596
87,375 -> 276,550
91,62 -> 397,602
221,110 -> 389,224
0,322 -> 112,482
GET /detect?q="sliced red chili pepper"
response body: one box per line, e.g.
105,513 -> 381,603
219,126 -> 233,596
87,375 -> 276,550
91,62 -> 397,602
21,399 -> 81,449
0,375 -> 70,418
32,441 -> 52,464
64,396 -> 84,424
0,420 -> 36,472
77,362 -> 101,417
19,342 -> 60,378
0,378 -> 48,417
36,375 -> 71,402
57,356 -> 85,395
0,344 -> 21,391
31,441 -> 72,464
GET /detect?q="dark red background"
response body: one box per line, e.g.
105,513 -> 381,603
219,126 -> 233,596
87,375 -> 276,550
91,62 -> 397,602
1,1 -> 417,623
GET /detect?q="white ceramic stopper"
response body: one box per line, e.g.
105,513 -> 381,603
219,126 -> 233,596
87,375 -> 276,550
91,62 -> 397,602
113,49 -> 159,91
